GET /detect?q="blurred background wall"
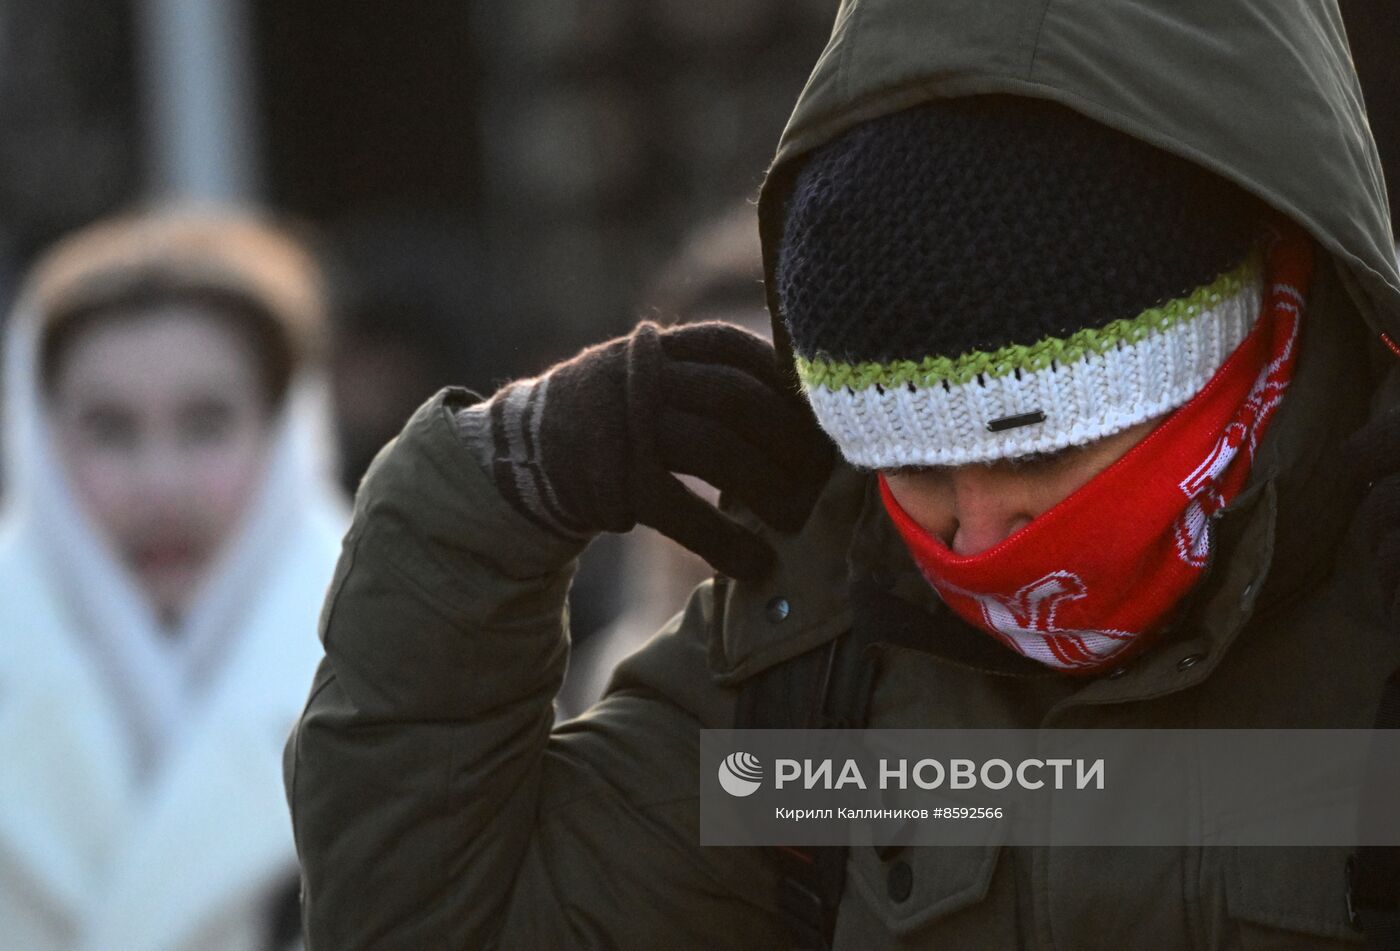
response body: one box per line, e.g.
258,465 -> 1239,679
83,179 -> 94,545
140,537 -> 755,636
0,0 -> 837,479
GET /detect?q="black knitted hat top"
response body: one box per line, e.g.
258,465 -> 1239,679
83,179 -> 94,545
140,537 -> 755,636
776,96 -> 1273,469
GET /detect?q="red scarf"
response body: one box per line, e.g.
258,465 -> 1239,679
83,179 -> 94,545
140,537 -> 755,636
880,230 -> 1312,673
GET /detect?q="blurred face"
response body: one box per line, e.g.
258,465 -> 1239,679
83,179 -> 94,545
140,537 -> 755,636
48,307 -> 275,625
882,417 -> 1161,557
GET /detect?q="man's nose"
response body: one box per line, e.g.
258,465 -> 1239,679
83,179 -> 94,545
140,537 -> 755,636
947,468 -> 1034,556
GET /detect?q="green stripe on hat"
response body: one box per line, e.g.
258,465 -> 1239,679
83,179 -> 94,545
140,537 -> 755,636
796,255 -> 1259,392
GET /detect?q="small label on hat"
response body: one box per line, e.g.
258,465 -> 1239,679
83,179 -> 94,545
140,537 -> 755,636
986,410 -> 1047,433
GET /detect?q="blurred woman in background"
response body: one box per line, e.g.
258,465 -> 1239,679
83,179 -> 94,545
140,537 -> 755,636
0,209 -> 346,950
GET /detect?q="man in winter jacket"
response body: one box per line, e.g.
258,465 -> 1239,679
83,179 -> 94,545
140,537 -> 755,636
285,1 -> 1400,948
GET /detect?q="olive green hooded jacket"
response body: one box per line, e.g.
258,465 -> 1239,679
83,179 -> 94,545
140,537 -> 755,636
285,1 -> 1400,948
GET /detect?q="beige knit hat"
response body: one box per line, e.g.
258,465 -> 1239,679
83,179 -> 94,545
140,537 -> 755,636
21,205 -> 330,394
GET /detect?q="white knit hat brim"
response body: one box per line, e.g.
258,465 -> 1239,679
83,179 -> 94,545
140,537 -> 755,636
801,269 -> 1262,469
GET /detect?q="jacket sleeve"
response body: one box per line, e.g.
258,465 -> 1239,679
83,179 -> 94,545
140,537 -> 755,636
284,388 -> 784,950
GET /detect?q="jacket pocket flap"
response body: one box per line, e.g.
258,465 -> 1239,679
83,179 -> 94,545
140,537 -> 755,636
1226,846 -> 1359,942
846,840 -> 1003,936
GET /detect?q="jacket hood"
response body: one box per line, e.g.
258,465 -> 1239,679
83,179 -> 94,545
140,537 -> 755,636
759,0 -> 1400,353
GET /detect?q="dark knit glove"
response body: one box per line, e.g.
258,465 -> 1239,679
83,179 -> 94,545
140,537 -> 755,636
470,321 -> 833,580
1344,405 -> 1400,617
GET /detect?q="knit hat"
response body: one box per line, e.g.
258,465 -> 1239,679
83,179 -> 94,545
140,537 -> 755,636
24,206 -> 330,403
776,96 -> 1269,469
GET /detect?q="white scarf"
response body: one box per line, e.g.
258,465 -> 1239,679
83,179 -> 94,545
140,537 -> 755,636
1,302 -> 345,775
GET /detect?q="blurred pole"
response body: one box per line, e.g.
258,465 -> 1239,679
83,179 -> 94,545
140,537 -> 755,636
135,0 -> 261,201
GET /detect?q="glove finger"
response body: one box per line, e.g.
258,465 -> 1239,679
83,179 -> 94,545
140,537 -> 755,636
635,472 -> 775,581
656,412 -> 818,532
663,362 -> 832,475
659,321 -> 791,392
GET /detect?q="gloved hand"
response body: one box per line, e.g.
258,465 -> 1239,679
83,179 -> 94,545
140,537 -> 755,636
469,320 -> 834,580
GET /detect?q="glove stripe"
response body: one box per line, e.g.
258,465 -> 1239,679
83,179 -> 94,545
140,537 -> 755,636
488,379 -> 591,540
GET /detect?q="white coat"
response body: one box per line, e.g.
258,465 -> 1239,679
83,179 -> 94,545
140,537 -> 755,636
0,301 -> 347,950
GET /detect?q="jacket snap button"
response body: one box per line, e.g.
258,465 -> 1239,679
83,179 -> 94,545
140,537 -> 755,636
887,860 -> 913,903
766,597 -> 791,623
1176,653 -> 1205,671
